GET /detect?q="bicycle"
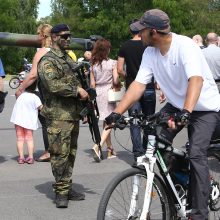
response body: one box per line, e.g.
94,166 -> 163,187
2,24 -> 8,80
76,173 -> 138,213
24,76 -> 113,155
97,112 -> 220,220
9,58 -> 32,89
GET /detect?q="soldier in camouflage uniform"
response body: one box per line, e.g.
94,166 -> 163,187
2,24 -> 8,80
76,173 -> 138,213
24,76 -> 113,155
37,24 -> 88,208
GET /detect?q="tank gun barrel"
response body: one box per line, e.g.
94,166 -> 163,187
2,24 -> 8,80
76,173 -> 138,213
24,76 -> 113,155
0,32 -> 41,47
0,32 -> 102,50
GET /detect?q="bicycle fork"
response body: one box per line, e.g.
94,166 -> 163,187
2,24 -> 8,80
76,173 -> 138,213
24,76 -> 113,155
127,156 -> 156,220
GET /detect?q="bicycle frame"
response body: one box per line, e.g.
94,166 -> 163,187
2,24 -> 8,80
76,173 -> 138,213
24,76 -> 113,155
106,112 -> 220,220
128,136 -> 189,220
156,144 -> 188,218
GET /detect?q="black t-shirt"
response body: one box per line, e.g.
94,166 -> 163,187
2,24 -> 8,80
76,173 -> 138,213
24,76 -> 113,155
118,39 -> 154,89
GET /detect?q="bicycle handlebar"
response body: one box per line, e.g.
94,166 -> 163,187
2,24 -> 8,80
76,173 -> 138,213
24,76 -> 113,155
106,111 -> 180,131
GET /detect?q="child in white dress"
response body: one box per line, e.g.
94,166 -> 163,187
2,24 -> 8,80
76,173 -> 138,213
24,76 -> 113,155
10,81 -> 42,164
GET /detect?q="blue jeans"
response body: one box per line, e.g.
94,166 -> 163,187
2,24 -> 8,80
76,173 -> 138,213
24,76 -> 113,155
128,89 -> 156,157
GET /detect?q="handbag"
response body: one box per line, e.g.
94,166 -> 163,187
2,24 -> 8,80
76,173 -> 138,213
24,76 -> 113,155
107,86 -> 125,103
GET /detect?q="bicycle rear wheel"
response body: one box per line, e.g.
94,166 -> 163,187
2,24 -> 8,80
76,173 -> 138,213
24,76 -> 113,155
97,167 -> 171,220
208,148 -> 220,220
9,77 -> 20,89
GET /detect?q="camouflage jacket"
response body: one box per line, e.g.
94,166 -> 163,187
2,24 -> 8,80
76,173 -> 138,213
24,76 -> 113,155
38,48 -> 83,121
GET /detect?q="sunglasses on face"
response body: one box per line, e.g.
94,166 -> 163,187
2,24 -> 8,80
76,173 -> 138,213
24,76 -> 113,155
57,34 -> 71,40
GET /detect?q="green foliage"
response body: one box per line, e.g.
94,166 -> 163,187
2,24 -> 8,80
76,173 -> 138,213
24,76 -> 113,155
49,0 -> 219,59
0,0 -> 39,74
152,0 -> 220,38
0,0 -> 219,73
50,0 -> 154,58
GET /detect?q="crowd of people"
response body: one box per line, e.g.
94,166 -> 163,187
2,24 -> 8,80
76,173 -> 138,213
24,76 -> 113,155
0,7 -> 219,219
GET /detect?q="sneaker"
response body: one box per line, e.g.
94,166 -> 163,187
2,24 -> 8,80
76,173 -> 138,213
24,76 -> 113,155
17,157 -> 25,164
68,189 -> 85,201
25,157 -> 34,164
55,194 -> 68,208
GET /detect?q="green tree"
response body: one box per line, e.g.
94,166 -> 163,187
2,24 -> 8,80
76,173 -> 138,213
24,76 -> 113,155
0,0 -> 39,74
152,0 -> 220,37
50,0 -> 153,57
50,0 -> 219,58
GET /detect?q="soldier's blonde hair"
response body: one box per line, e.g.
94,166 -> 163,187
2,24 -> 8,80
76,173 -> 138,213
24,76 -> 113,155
37,24 -> 52,48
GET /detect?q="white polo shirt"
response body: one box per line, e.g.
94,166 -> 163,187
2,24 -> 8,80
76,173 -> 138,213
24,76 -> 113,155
136,33 -> 220,111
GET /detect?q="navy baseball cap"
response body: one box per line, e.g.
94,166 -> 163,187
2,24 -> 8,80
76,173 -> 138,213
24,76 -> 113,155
130,9 -> 170,33
51,24 -> 70,33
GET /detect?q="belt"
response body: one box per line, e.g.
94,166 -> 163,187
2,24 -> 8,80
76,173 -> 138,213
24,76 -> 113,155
215,79 -> 220,82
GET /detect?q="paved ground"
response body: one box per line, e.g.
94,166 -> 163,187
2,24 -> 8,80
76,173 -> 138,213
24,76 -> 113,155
0,81 -> 187,220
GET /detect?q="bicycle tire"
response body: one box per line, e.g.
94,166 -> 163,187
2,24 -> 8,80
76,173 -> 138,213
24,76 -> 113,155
207,148 -> 220,220
97,167 -> 171,220
9,77 -> 20,89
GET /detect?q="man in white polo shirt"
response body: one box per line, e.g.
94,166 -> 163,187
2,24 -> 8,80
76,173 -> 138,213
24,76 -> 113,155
105,9 -> 220,220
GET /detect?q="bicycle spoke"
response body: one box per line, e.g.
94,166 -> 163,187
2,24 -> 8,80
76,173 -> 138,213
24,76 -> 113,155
208,154 -> 220,220
103,173 -> 166,219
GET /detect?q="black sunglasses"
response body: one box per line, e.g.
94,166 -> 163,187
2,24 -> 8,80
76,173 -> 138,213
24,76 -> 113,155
57,34 -> 71,40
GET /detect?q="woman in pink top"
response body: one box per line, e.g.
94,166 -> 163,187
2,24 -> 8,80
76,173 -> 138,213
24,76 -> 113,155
90,39 -> 120,162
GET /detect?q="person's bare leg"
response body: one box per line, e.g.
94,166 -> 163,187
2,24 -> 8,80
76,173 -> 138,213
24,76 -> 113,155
15,125 -> 25,163
25,129 -> 34,159
100,121 -> 112,147
105,134 -> 111,148
92,121 -> 111,161
17,140 -> 25,159
26,140 -> 34,158
24,129 -> 35,164
100,122 -> 116,159
104,127 -> 116,158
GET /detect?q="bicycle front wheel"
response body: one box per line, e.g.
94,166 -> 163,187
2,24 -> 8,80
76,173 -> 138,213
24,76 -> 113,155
9,77 -> 20,89
97,167 -> 171,220
208,148 -> 220,220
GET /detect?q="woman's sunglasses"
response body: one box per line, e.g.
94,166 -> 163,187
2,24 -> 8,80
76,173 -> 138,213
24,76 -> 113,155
57,34 -> 71,40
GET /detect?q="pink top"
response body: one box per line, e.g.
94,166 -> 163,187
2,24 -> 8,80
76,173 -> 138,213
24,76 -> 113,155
92,59 -> 117,86
92,59 -> 117,120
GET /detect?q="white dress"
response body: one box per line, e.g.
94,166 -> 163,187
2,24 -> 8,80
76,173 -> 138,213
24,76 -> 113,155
10,92 -> 42,130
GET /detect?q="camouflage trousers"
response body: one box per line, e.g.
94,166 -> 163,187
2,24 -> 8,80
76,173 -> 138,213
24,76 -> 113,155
47,120 -> 79,195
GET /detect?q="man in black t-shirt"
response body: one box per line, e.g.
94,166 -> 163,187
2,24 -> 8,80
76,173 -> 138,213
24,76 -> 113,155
117,19 -> 156,160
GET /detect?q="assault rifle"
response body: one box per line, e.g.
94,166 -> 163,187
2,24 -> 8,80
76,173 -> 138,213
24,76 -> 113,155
72,63 -> 103,160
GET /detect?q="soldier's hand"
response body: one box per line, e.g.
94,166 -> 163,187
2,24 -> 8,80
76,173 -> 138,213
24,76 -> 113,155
78,88 -> 88,100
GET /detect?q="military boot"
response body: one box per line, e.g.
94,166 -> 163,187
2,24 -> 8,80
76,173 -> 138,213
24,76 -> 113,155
68,189 -> 85,201
55,194 -> 69,208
